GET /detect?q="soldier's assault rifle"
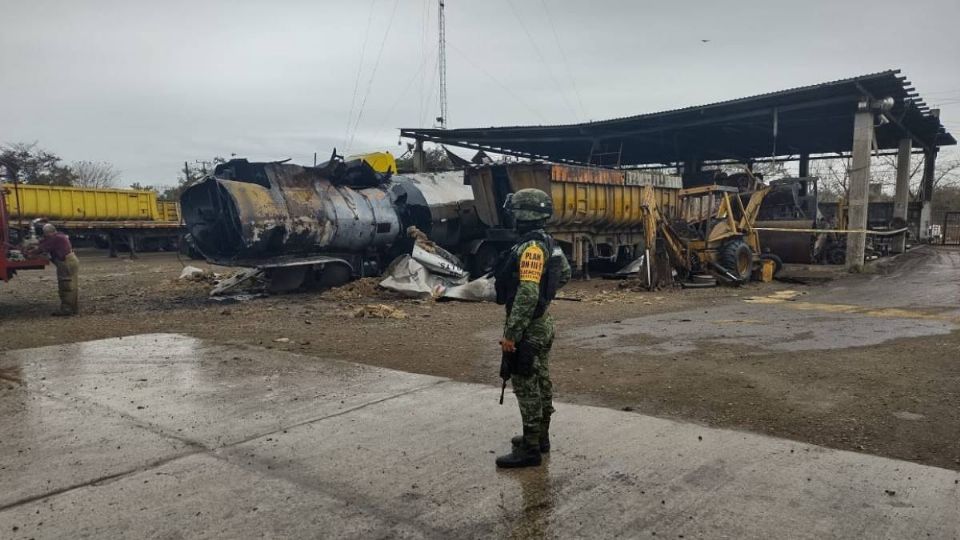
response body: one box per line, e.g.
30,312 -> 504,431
499,349 -> 515,405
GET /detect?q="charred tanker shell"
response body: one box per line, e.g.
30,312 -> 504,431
388,171 -> 478,248
180,158 -> 478,274
181,159 -> 401,262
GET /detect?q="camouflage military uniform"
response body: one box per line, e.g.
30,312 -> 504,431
504,234 -> 571,449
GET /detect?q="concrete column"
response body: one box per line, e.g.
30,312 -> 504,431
412,139 -> 426,172
845,104 -> 873,271
799,154 -> 810,178
918,148 -> 938,241
919,203 -> 932,241
892,139 -> 912,253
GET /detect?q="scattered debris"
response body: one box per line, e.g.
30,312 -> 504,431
379,244 -> 469,299
178,266 -> 206,280
351,304 -> 408,319
406,226 -> 439,254
744,289 -> 804,303
614,255 -> 646,277
442,275 -> 496,302
210,267 -> 265,296
590,290 -> 639,304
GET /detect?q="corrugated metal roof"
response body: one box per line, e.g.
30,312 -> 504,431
401,70 -> 954,167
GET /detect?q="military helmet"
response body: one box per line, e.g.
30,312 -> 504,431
505,188 -> 553,222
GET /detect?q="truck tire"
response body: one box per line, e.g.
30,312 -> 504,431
266,267 -> 307,293
719,239 -> 753,281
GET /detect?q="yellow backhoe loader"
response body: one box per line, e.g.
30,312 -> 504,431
641,183 -> 774,285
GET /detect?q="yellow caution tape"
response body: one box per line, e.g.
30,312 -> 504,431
753,227 -> 908,236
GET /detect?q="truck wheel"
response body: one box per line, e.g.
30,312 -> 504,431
315,263 -> 352,289
266,267 -> 307,293
719,239 -> 753,281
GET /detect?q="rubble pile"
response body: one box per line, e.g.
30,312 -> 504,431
323,278 -> 386,301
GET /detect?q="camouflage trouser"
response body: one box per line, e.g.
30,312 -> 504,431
511,314 -> 555,447
54,253 -> 80,314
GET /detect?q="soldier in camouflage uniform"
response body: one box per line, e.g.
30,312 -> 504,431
495,188 -> 572,469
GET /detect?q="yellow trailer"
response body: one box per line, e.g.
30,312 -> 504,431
2,184 -> 161,221
465,162 -> 681,272
156,200 -> 181,222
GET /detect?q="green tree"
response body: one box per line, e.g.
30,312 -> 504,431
0,142 -> 77,185
128,182 -> 157,192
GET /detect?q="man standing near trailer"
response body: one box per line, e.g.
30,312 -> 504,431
494,188 -> 571,468
31,224 -> 80,316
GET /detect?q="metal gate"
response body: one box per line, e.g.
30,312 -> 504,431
944,212 -> 960,245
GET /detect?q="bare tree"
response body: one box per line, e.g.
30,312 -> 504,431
72,160 -> 120,188
809,149 -> 960,203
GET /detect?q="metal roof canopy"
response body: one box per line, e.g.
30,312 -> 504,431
401,70 -> 955,168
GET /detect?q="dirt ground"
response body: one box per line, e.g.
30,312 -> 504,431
2,247 -> 958,471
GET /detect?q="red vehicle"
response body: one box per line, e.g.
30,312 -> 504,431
1,187 -> 48,281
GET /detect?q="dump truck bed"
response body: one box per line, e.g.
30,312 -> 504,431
1,184 -> 171,222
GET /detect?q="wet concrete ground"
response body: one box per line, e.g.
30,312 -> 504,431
1,334 -> 958,539
568,248 -> 960,357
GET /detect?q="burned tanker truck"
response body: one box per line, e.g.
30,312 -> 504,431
180,155 -> 481,292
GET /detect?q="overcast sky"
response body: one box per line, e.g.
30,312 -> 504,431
2,0 -> 959,187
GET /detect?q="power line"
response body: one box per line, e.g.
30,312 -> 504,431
376,48 -> 438,142
539,0 -> 587,120
503,0 -> 579,121
420,54 -> 441,128
347,0 -> 402,154
342,0 -> 378,152
448,40 -> 547,123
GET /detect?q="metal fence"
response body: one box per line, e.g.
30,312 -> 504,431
944,212 -> 960,246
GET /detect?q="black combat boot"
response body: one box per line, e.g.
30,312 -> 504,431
497,428 -> 542,468
510,419 -> 550,453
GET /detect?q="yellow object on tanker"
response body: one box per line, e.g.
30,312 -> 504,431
2,184 -> 161,221
347,152 -> 397,174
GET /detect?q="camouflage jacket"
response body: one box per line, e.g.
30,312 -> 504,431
503,234 -> 572,342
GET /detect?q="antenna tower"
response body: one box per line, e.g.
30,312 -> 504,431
437,0 -> 448,128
